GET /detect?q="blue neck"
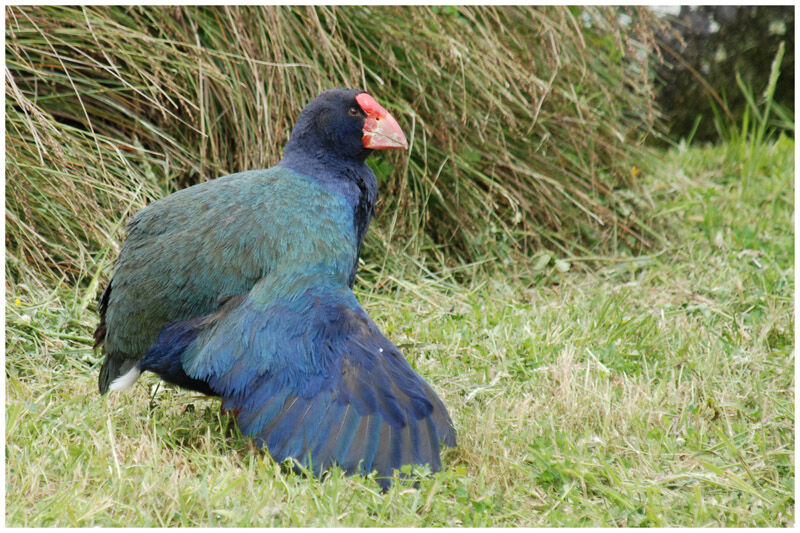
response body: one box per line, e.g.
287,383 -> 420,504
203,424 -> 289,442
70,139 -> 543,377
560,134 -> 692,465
278,148 -> 379,286
278,150 -> 370,207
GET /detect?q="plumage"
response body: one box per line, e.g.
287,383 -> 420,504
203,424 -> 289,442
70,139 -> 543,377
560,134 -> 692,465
95,88 -> 455,489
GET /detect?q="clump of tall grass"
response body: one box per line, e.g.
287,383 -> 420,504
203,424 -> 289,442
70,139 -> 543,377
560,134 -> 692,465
707,42 -> 793,187
6,6 -> 665,287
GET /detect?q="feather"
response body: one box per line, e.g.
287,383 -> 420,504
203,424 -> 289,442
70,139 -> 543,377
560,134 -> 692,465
154,280 -> 455,488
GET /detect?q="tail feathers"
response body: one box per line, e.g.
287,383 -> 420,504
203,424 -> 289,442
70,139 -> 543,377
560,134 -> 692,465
95,281 -> 143,394
98,355 -> 140,394
108,365 -> 142,391
93,282 -> 111,350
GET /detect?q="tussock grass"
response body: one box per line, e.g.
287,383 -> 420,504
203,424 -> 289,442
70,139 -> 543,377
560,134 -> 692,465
6,137 -> 793,526
6,5 -> 665,287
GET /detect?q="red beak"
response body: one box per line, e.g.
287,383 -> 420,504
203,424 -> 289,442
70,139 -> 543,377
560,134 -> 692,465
356,93 -> 409,150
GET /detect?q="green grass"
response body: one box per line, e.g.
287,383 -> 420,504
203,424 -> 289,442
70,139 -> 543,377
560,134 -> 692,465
6,135 -> 793,526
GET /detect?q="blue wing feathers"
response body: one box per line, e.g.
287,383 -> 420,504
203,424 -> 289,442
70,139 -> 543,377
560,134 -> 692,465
263,396 -> 307,453
140,318 -> 215,396
338,415 -> 371,473
306,402 -> 349,469
142,268 -> 454,488
370,423 -> 394,484
275,394 -> 330,461
329,406 -> 362,463
358,414 -> 383,474
237,384 -> 292,437
406,415 -> 422,465
422,417 -> 443,471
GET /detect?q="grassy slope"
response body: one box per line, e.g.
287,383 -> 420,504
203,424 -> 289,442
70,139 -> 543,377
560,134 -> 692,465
5,136 -> 794,526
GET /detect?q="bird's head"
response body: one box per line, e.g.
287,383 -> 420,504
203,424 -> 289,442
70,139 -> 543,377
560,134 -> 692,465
283,88 -> 408,164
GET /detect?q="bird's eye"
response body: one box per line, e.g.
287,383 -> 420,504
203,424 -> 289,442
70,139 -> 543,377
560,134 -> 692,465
348,106 -> 360,117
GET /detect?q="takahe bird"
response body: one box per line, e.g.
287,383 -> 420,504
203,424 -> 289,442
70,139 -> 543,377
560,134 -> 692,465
94,88 -> 456,489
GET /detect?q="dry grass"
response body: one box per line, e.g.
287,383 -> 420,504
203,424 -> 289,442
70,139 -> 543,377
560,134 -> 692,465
6,5 -> 665,288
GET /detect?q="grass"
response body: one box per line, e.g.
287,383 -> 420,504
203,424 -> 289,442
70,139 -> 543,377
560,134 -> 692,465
5,134 -> 793,526
6,5 -> 666,285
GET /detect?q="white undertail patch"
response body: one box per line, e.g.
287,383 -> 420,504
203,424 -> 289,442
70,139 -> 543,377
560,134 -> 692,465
108,366 -> 142,391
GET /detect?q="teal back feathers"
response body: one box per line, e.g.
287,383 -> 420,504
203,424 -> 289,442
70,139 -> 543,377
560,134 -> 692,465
103,167 -> 357,361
